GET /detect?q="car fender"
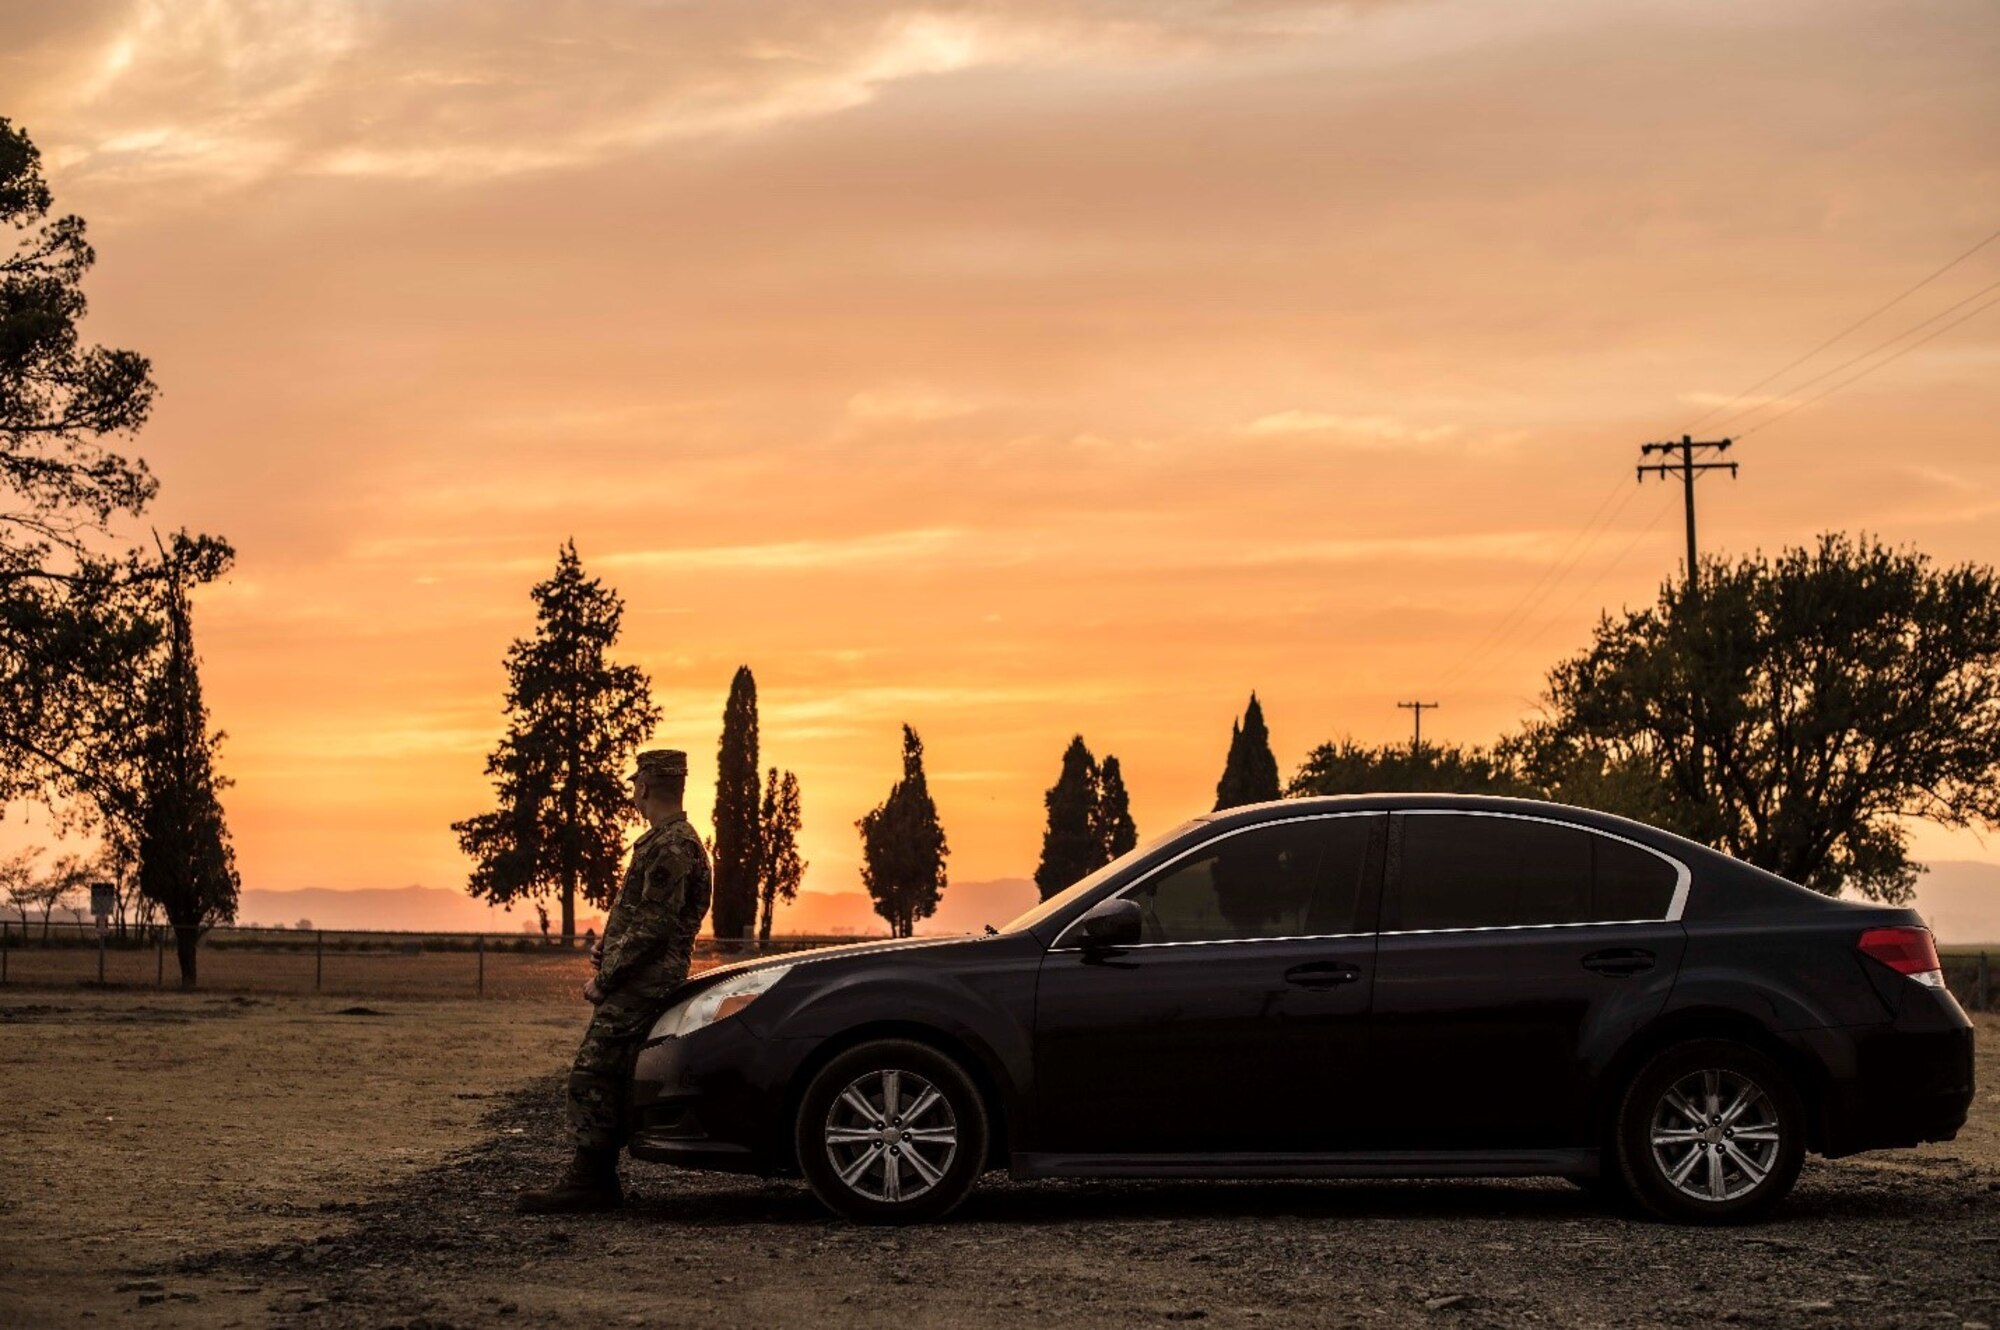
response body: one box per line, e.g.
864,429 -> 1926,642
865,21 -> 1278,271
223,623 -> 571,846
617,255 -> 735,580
760,960 -> 1037,1133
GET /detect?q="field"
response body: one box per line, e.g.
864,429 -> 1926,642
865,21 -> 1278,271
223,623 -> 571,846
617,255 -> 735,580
0,993 -> 1994,1330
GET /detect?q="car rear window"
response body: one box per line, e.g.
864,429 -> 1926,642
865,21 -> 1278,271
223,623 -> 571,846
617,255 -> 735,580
1387,814 -> 1678,931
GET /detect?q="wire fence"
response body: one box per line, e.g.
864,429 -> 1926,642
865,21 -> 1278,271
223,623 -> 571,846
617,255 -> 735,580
2,921 -> 1993,1010
0,921 -> 891,1001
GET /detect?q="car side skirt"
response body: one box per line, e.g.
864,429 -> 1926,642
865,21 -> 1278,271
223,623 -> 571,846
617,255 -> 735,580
1008,1148 -> 1598,1182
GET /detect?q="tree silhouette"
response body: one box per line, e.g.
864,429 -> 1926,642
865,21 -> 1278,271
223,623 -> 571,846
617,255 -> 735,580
1034,736 -> 1101,900
1214,692 -> 1281,810
1093,754 -> 1139,863
0,118 -> 232,832
712,665 -> 763,940
453,542 -> 659,939
756,767 -> 805,943
1518,534 -> 2000,901
133,547 -> 240,984
857,725 -> 949,937
1289,737 -> 1527,797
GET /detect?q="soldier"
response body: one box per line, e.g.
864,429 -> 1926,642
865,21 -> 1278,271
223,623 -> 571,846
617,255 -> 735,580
518,748 -> 713,1214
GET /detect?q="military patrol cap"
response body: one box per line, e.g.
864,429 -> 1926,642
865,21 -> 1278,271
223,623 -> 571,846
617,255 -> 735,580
634,749 -> 688,780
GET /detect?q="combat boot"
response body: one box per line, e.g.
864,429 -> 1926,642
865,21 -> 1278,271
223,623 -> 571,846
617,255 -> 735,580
515,1147 -> 624,1214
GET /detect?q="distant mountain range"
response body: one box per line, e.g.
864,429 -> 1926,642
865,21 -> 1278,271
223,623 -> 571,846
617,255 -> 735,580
235,862 -> 2000,943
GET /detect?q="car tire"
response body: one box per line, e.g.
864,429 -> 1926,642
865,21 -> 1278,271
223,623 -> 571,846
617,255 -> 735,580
1612,1039 -> 1805,1225
795,1038 -> 990,1224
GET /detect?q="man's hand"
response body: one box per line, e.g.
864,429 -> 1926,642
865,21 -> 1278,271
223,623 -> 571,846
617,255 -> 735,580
583,976 -> 605,1005
589,938 -> 605,971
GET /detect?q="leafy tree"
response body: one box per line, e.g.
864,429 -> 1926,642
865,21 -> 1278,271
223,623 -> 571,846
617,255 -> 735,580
756,767 -> 806,943
1518,534 -> 2000,902
712,665 -> 762,939
453,542 -> 660,940
1,847 -> 40,928
1214,692 -> 1281,810
132,551 -> 240,983
0,118 -> 232,825
857,725 -> 949,937
1289,737 -> 1529,798
1093,753 -> 1139,864
31,852 -> 88,940
1034,736 -> 1102,900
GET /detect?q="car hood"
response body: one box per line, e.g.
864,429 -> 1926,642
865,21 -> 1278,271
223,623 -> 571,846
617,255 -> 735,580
680,934 -> 979,992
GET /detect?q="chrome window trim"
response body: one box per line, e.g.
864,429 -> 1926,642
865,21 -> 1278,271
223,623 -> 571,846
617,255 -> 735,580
1385,808 -> 1691,932
1049,811 -> 1383,953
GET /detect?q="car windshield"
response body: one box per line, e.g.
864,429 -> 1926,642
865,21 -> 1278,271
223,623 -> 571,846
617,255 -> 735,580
995,818 -> 1208,935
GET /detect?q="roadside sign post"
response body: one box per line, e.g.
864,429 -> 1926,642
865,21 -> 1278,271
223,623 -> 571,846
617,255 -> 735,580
476,934 -> 485,999
91,882 -> 114,985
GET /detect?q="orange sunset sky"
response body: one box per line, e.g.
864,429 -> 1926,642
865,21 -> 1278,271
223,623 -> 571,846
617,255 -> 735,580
6,1 -> 2000,917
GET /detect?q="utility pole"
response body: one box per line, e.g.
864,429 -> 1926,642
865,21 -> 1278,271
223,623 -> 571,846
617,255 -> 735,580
1397,700 -> 1439,752
1637,435 -> 1738,591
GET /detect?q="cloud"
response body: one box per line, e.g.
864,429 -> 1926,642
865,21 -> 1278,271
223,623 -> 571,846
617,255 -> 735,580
1240,411 -> 1459,446
20,0 -> 1347,186
845,384 -> 983,425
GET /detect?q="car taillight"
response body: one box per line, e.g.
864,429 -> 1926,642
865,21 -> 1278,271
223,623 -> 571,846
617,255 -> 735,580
1857,927 -> 1945,989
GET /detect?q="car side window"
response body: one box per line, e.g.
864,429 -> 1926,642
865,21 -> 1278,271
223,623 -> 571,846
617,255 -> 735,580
1123,818 -> 1376,944
1590,834 -> 1680,920
1388,814 -> 1675,931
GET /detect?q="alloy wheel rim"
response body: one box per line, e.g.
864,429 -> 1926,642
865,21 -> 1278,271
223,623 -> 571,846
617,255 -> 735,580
823,1068 -> 959,1204
1648,1068 -> 1782,1203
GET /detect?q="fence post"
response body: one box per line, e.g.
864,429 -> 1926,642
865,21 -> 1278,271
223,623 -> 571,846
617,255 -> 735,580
1979,951 -> 1991,1014
156,927 -> 164,989
2,920 -> 8,985
316,930 -> 323,993
476,934 -> 485,999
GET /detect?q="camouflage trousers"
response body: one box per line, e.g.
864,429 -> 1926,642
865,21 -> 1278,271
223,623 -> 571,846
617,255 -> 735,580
565,991 -> 667,1152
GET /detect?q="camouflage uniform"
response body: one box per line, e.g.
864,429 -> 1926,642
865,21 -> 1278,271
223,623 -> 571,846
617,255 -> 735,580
567,808 -> 713,1150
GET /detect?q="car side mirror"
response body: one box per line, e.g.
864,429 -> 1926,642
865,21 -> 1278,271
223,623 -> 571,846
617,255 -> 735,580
1076,898 -> 1142,951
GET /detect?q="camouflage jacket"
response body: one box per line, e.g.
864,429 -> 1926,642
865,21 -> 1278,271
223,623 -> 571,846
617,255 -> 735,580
596,811 -> 713,1001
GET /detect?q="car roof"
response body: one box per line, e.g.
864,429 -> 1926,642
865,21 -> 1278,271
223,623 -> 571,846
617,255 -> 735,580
1201,792 -> 1700,853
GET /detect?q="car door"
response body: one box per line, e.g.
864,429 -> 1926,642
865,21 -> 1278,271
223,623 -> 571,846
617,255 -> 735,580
1032,812 -> 1385,1157
1369,810 -> 1688,1151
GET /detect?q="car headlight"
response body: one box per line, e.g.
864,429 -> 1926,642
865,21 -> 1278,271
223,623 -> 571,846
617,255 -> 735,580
650,964 -> 793,1039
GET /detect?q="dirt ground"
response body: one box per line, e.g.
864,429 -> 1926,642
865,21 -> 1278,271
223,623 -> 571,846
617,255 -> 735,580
1,994 -> 1995,1330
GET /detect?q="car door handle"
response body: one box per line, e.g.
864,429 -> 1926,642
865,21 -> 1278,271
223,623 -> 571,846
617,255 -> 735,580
1582,948 -> 1656,977
1284,961 -> 1361,989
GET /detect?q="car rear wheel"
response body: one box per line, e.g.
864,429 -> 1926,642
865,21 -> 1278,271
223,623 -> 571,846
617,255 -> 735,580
795,1038 -> 989,1224
1613,1039 -> 1804,1225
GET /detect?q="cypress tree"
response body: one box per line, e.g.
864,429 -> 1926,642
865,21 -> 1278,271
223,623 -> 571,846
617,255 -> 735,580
756,767 -> 806,943
452,542 -> 659,940
1034,736 -> 1101,900
857,725 -> 949,937
1094,754 -> 1139,862
1214,692 -> 1281,810
712,665 -> 763,939
135,547 -> 240,987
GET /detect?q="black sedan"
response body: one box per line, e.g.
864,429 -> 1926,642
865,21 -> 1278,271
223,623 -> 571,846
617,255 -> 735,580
628,795 -> 1974,1224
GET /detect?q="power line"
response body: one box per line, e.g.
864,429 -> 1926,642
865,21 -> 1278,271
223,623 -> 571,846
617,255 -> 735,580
1710,275 -> 2000,434
1739,285 -> 2000,438
1683,221 -> 2000,433
1514,490 -> 1681,660
1431,478 -> 1643,694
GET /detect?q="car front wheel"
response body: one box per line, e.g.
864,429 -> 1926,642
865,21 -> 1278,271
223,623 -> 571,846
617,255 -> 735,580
1613,1039 -> 1804,1225
795,1038 -> 989,1224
